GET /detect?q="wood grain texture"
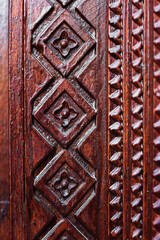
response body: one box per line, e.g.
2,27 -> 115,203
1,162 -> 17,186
24,0 -> 106,239
0,0 -> 10,238
9,0 -> 25,239
131,0 -> 144,238
152,0 -> 160,239
122,1 -> 132,239
143,0 -> 153,239
8,0 -> 158,239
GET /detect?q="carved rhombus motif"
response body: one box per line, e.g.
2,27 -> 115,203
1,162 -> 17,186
32,10 -> 95,76
34,150 -> 95,216
43,219 -> 86,239
33,78 -> 96,148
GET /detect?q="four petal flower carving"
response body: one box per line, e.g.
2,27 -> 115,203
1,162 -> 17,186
52,30 -> 78,57
53,170 -> 77,198
54,100 -> 78,128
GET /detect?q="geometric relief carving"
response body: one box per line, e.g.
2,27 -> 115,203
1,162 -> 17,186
108,0 -> 123,238
33,78 -> 96,148
76,125 -> 96,168
34,150 -> 95,216
131,0 -> 144,238
32,128 -> 54,169
75,192 -> 97,236
33,10 -> 95,76
76,57 -> 99,99
29,196 -> 55,239
43,219 -> 86,239
29,0 -> 97,238
76,0 -> 97,29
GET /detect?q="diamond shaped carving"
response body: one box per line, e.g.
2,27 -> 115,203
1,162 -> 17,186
44,219 -> 86,239
34,150 -> 95,216
33,10 -> 95,76
33,78 -> 96,148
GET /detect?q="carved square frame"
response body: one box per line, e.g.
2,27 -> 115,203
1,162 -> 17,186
33,10 -> 96,76
34,150 -> 95,216
33,78 -> 96,148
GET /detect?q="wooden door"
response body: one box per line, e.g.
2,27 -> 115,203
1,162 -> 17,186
7,0 -> 159,239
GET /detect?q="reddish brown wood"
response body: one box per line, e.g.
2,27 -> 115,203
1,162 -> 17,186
7,0 -> 159,239
9,0 -> 25,239
23,0 -> 107,239
0,0 -> 10,239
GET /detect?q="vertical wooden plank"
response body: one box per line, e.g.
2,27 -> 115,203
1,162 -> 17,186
96,0 -> 108,238
143,0 -> 153,239
0,0 -> 10,238
122,0 -> 132,239
9,0 -> 25,238
152,0 -> 160,239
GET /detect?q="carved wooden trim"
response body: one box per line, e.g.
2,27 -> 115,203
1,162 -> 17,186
108,0 -> 123,238
24,0 -> 107,239
8,0 -> 156,239
131,1 -> 144,238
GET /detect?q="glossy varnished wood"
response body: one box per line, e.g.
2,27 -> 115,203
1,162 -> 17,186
0,0 -> 10,238
9,0 -> 25,238
23,0 -> 106,239
8,0 -> 159,239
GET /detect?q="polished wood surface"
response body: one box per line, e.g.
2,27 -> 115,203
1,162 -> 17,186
6,0 -> 160,239
0,0 -> 10,238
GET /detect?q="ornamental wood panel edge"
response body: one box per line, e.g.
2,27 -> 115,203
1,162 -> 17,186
8,0 -> 157,239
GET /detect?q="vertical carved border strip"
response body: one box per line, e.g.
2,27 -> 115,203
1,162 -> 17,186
9,0 -> 25,239
153,0 -> 160,239
108,0 -> 123,238
25,0 -> 104,239
143,0 -> 153,239
130,0 -> 144,238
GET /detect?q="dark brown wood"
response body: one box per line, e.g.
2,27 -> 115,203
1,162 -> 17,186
7,0 -> 160,239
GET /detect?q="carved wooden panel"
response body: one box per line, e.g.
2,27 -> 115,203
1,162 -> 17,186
8,0 -> 157,239
24,0 -> 104,239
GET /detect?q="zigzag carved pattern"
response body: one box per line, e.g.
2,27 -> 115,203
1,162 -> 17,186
108,1 -> 123,238
153,0 -> 160,239
30,0 -> 98,239
131,0 -> 144,239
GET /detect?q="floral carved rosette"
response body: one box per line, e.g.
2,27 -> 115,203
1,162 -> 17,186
52,30 -> 78,57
